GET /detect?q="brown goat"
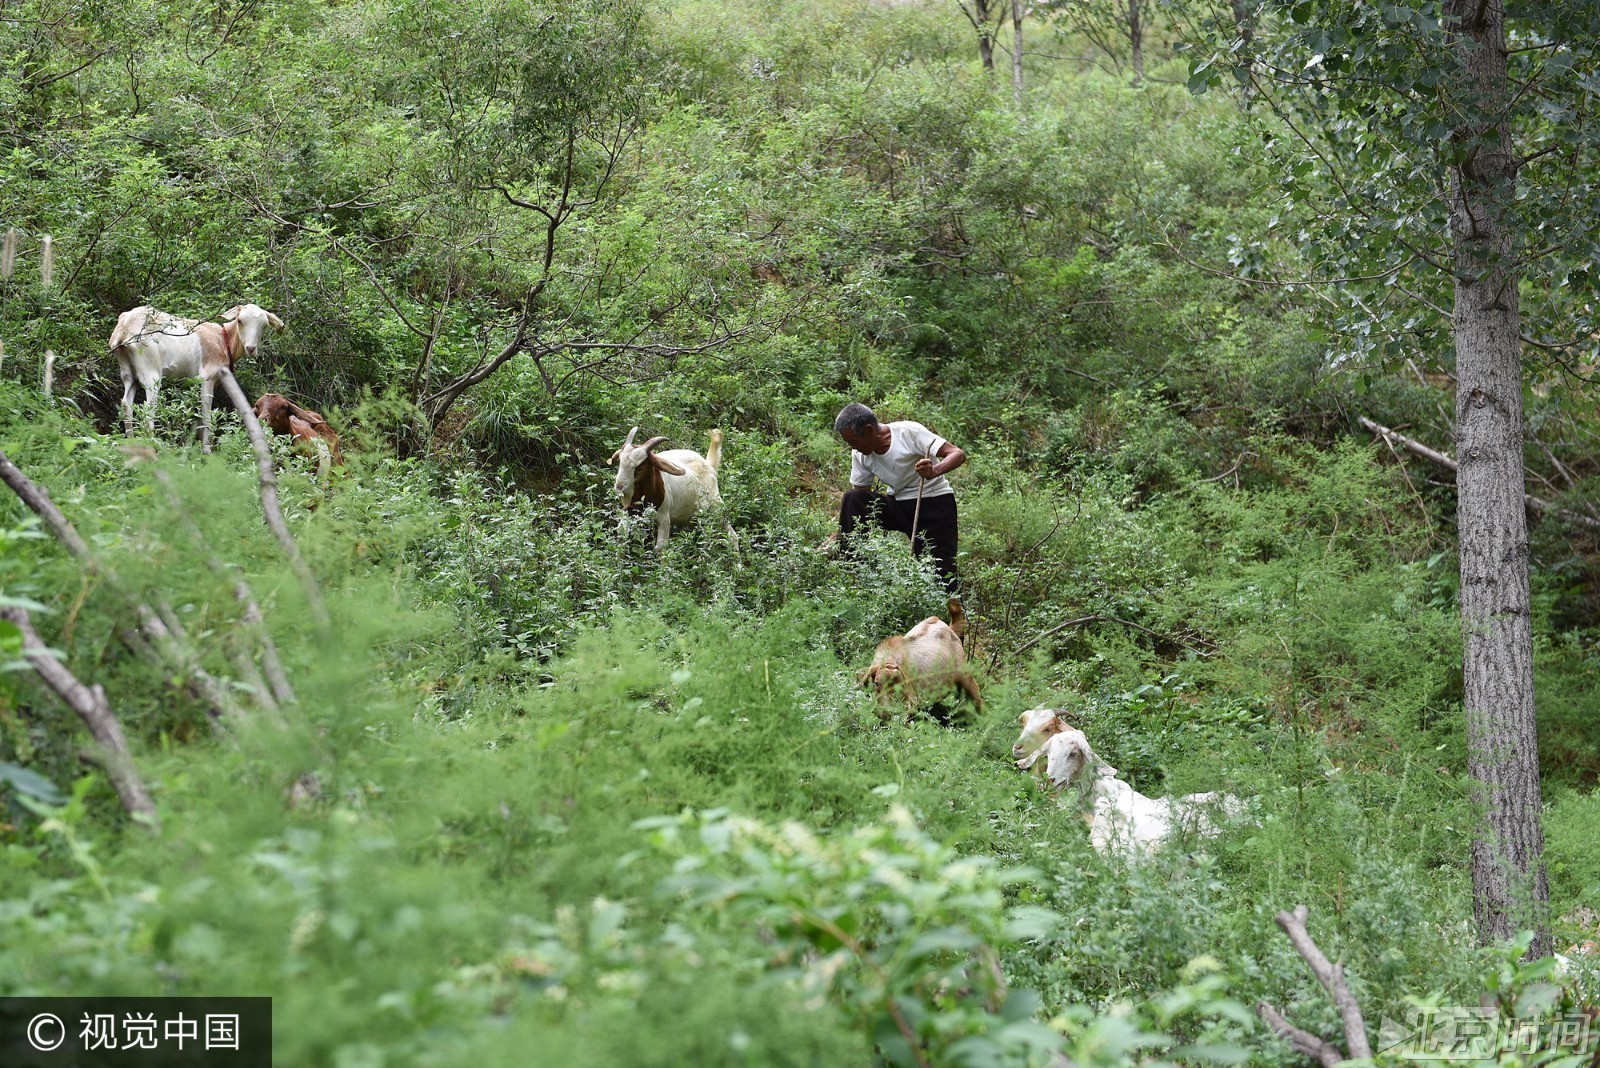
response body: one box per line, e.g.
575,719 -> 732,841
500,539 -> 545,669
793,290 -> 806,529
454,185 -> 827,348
253,393 -> 344,479
859,601 -> 982,718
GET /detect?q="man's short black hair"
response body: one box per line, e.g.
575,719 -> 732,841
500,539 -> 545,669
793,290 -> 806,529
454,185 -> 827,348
835,403 -> 879,435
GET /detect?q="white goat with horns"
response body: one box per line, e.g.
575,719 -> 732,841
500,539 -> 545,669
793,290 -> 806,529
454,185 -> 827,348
609,426 -> 739,553
1012,712 -> 1247,858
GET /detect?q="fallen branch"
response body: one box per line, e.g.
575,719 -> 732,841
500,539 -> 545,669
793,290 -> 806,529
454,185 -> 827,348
1255,1001 -> 1344,1068
1359,416 -> 1600,531
1257,905 -> 1371,1066
1012,614 -> 1107,657
0,447 -> 241,720
1190,451 -> 1252,488
216,368 -> 329,627
1,604 -> 158,827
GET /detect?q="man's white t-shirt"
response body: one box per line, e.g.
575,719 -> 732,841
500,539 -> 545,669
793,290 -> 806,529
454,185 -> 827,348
850,421 -> 953,501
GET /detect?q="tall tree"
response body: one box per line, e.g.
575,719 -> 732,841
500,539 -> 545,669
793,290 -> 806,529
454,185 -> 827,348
956,0 -> 1008,71
1192,0 -> 1600,954
1442,0 -> 1547,953
1012,0 -> 1026,103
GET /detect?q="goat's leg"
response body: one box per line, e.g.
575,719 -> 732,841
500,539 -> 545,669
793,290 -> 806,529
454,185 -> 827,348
118,363 -> 137,436
141,376 -> 160,438
655,512 -> 672,551
955,672 -> 983,712
199,375 -> 216,454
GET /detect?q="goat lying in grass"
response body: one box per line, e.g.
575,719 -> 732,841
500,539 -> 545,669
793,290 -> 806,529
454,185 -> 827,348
254,393 -> 343,480
1012,719 -> 1245,857
609,426 -> 739,553
860,601 -> 981,718
1012,707 -> 1078,768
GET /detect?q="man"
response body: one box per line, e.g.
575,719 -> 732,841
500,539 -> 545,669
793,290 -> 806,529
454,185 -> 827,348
834,402 -> 966,594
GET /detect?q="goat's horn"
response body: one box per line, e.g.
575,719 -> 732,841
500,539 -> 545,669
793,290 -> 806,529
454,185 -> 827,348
621,426 -> 639,450
639,435 -> 669,452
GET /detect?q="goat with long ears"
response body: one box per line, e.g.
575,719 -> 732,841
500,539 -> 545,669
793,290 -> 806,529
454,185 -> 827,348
1012,716 -> 1248,857
609,425 -> 738,553
108,302 -> 285,452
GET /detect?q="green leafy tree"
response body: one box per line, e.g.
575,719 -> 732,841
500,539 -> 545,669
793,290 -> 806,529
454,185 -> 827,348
1191,0 -> 1600,954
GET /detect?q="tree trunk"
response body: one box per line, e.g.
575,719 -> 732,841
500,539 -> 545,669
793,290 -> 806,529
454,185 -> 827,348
960,0 -> 1000,73
1128,0 -> 1143,83
1444,0 -> 1549,956
1230,0 -> 1253,49
1011,0 -> 1024,106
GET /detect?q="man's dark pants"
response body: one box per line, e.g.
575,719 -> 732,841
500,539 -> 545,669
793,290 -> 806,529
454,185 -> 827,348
839,489 -> 959,593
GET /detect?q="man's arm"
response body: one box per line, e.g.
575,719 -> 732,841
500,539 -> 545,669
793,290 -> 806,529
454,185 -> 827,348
915,441 -> 967,480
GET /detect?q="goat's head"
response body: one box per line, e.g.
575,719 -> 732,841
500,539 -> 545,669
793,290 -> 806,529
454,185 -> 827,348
254,393 -> 294,435
1012,707 -> 1072,763
608,426 -> 686,509
1016,724 -> 1096,792
221,303 -> 285,360
858,660 -> 903,692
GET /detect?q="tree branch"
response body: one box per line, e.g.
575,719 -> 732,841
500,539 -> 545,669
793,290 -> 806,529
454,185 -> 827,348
145,461 -> 296,707
216,370 -> 330,627
1256,1000 -> 1346,1068
1255,905 -> 1371,1066
1,605 -> 158,826
1358,416 -> 1600,530
1275,905 -> 1372,1060
0,448 -> 242,720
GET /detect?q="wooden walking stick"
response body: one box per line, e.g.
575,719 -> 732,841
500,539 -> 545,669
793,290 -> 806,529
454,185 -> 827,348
909,444 -> 931,554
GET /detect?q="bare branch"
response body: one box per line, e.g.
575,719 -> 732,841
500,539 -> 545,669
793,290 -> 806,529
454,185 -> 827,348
1359,416 -> 1600,530
216,369 -> 330,627
1275,905 -> 1372,1060
0,447 -> 242,720
1011,612 -> 1211,659
146,462 -> 296,707
1,605 -> 159,826
1256,1001 -> 1346,1068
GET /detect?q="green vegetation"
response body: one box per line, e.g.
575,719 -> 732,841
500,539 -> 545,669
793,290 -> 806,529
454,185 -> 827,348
2,0 -> 1598,1065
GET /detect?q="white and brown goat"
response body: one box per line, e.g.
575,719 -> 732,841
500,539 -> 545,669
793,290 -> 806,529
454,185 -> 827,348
859,602 -> 981,716
108,303 -> 285,451
1012,719 -> 1246,858
609,426 -> 738,552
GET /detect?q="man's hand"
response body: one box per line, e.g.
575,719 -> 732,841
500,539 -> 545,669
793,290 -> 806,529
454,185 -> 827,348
915,458 -> 938,479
